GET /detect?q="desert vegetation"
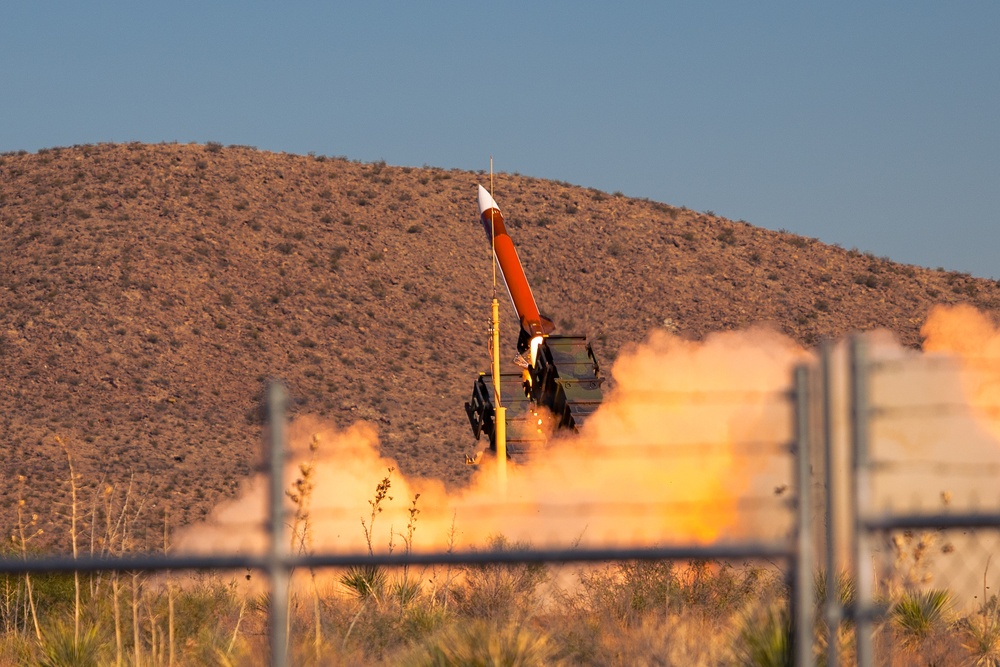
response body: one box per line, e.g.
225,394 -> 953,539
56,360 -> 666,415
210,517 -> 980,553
2,465 -> 1000,666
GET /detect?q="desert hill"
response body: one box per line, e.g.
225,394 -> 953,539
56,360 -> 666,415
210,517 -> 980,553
2,142 -> 998,545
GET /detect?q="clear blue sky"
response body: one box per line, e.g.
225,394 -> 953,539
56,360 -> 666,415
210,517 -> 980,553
3,3 -> 998,277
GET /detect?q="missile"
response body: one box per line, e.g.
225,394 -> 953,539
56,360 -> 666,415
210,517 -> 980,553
477,184 -> 555,347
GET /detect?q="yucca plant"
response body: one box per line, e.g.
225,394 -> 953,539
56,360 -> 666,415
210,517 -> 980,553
961,595 -> 1000,666
393,577 -> 422,608
891,589 -> 951,648
963,612 -> 1000,666
814,569 -> 857,617
736,603 -> 792,667
39,617 -> 105,667
341,565 -> 388,602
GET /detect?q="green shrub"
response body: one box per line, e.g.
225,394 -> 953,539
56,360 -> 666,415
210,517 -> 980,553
891,589 -> 951,648
341,564 -> 388,599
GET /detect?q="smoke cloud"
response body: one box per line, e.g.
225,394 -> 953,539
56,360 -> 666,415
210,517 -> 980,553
175,304 -> 1000,602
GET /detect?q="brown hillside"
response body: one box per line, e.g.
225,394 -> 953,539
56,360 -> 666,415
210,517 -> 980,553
2,142 -> 998,545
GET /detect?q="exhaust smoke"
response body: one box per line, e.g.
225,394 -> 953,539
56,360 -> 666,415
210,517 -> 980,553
176,304 -> 1000,600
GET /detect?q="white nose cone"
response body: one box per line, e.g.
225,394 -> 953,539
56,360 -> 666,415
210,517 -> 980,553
477,184 -> 503,223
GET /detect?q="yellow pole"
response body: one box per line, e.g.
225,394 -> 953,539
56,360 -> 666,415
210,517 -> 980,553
489,157 -> 507,493
492,298 -> 501,399
492,297 -> 507,492
496,405 -> 507,491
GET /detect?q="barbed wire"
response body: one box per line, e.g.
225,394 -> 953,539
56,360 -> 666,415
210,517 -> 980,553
869,403 -> 1000,418
869,354 -> 1000,371
0,540 -> 796,576
156,494 -> 794,535
869,459 -> 1000,475
503,439 -> 793,458
598,389 -> 792,405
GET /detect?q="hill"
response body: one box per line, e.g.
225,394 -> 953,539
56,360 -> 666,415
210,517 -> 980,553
2,142 -> 998,544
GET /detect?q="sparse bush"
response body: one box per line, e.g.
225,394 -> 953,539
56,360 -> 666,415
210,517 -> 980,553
960,596 -> 1000,666
401,620 -> 557,667
452,536 -> 547,623
717,227 -> 737,246
855,273 -> 879,289
329,246 -> 347,272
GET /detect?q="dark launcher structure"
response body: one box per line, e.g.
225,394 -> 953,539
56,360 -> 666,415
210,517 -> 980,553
465,186 -> 604,462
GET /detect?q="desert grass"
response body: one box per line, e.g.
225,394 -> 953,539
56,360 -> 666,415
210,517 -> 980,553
4,463 -> 1000,665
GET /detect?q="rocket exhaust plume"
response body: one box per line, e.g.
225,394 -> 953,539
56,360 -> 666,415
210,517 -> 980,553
177,324 -> 808,555
176,304 -> 1000,606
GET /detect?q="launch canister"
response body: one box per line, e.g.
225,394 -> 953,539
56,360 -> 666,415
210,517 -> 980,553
477,184 -> 555,340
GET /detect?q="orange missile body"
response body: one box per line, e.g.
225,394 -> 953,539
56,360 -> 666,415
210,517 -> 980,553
477,185 -> 555,340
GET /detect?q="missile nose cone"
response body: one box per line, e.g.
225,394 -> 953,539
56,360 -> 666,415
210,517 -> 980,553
477,184 -> 503,224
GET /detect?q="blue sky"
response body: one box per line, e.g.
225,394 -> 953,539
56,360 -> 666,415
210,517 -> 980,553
3,3 -> 998,277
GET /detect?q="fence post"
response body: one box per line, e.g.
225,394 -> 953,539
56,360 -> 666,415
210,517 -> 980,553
268,383 -> 289,667
820,342 -> 841,667
793,364 -> 815,667
850,337 -> 874,667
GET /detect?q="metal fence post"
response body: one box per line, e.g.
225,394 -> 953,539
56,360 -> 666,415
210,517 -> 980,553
268,383 -> 289,667
850,337 -> 874,667
820,342 -> 841,667
793,364 -> 815,667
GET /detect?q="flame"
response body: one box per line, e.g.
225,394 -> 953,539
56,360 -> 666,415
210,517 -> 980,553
529,335 -> 544,367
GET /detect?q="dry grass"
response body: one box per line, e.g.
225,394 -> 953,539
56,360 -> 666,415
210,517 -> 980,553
3,478 -> 1000,666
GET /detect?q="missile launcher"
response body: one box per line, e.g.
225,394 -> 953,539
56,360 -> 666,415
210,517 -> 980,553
465,185 -> 604,462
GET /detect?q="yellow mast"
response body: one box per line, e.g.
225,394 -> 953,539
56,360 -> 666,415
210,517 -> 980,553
489,158 -> 507,493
